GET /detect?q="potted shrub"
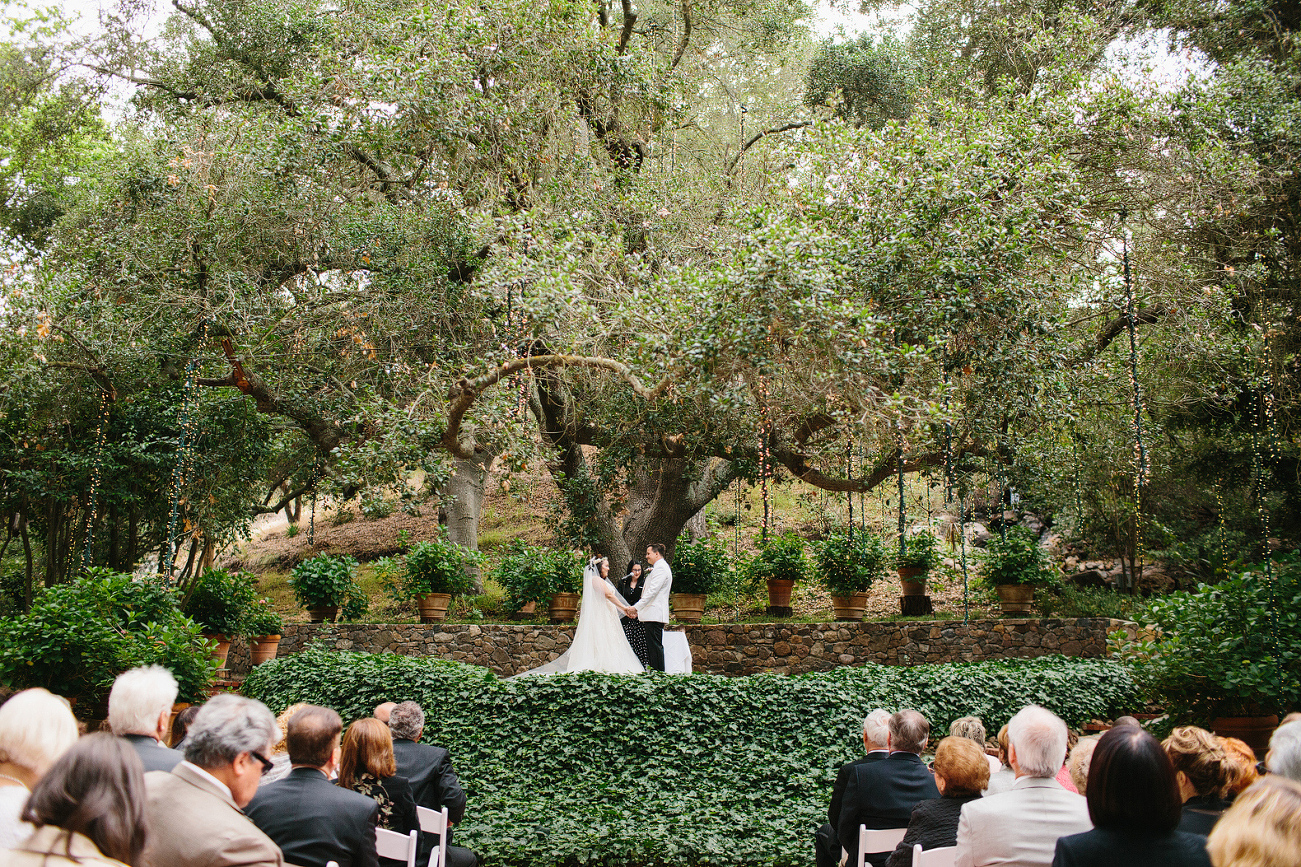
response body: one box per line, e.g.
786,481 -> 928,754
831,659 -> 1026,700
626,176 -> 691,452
244,600 -> 284,665
749,533 -> 808,615
543,548 -> 584,622
288,554 -> 367,622
1117,563 -> 1301,754
397,535 -> 484,623
493,542 -> 580,620
670,540 -> 728,623
895,532 -> 940,596
182,569 -> 258,669
818,530 -> 888,621
980,527 -> 1055,615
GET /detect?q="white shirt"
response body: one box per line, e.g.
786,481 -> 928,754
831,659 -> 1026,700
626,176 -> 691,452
635,558 -> 673,623
0,783 -> 33,849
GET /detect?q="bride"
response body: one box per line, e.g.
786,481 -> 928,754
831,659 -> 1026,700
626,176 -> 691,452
516,556 -> 644,675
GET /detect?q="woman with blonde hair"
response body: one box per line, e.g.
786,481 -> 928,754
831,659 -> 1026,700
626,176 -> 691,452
1206,776 -> 1301,867
0,688 -> 80,848
1164,726 -> 1233,835
337,717 -> 418,866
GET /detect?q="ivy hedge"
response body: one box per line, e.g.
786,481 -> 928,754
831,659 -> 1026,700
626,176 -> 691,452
244,645 -> 1135,867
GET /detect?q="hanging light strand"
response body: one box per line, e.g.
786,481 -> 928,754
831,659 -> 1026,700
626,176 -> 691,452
1122,218 -> 1148,589
160,322 -> 206,583
79,388 -> 112,573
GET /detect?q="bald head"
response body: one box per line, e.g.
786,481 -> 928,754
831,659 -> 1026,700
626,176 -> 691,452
374,702 -> 397,723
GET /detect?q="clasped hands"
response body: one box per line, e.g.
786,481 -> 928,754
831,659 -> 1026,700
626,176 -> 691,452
624,606 -> 639,618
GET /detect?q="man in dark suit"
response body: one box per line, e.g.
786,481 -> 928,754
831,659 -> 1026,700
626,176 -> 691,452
837,710 -> 941,867
815,709 -> 893,867
108,665 -> 185,773
245,705 -> 379,867
386,701 -> 476,867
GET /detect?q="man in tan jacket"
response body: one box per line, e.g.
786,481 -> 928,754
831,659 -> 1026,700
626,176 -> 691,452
142,693 -> 285,867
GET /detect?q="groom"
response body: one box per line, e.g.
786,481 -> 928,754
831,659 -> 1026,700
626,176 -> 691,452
630,543 -> 673,671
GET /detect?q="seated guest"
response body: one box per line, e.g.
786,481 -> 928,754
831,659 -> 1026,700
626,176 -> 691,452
374,702 -> 397,724
983,725 -> 1015,796
886,737 -> 990,867
815,709 -> 892,867
1067,736 -> 1100,795
245,705 -> 379,867
1206,776 -> 1301,867
1051,726 -> 1211,867
169,705 -> 201,751
9,732 -> 147,867
950,717 -> 1001,775
837,710 -> 941,867
108,665 -> 184,773
262,702 -> 310,786
387,701 -> 476,867
142,694 -> 283,867
1112,716 -> 1141,729
1163,726 -> 1232,835
338,718 -> 419,867
0,688 -> 79,849
1265,720 -> 1301,783
1218,738 -> 1259,798
955,705 -> 1092,867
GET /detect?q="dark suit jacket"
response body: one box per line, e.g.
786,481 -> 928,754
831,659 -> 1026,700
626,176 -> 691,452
392,739 -> 467,823
245,767 -> 379,867
830,752 -> 889,827
1052,828 -> 1213,867
122,734 -> 183,773
838,752 -> 941,867
884,794 -> 979,867
1177,795 -> 1230,837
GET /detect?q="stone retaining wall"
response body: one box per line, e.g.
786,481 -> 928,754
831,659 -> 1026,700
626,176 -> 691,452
231,618 -> 1124,677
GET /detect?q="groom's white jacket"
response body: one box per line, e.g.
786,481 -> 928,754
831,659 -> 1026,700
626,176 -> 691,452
635,559 -> 673,623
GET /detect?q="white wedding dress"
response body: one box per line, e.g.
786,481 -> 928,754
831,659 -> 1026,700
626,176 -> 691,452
516,559 -> 644,675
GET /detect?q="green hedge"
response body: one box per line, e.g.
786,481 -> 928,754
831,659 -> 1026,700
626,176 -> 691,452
244,646 -> 1136,867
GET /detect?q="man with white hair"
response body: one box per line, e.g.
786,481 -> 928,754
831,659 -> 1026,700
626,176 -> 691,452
387,701 -> 475,867
108,665 -> 184,772
955,705 -> 1092,867
814,709 -> 892,867
1266,720 -> 1301,782
141,694 -> 284,867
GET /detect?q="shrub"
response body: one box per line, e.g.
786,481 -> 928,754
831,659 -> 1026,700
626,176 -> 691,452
182,568 -> 259,636
245,646 -> 1136,867
671,539 -> 730,595
980,527 -> 1056,586
400,535 -> 483,597
817,530 -> 889,596
895,532 -> 941,572
245,598 -> 285,636
0,569 -> 217,708
289,554 -> 368,620
747,532 -> 808,585
493,541 -> 582,610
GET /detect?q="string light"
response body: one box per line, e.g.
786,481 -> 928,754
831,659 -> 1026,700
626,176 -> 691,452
160,322 -> 206,583
758,375 -> 772,543
1123,218 -> 1148,590
79,389 -> 112,573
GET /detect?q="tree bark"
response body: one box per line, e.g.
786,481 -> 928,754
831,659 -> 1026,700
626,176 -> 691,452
441,454 -> 494,592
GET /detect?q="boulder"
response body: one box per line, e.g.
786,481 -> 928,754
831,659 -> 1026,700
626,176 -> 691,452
1068,569 -> 1110,589
1020,512 -> 1046,536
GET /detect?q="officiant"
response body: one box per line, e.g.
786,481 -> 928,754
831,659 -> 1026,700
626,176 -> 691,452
618,561 -> 651,668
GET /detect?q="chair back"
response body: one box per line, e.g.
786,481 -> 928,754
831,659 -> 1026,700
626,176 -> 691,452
912,844 -> 957,867
416,805 -> 451,867
857,826 -> 908,867
376,827 -> 419,867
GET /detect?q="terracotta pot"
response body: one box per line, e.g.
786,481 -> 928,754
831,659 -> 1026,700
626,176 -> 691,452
307,605 -> 338,623
203,633 -> 231,669
417,592 -> 452,624
995,584 -> 1034,615
1213,714 -> 1279,759
831,592 -> 870,622
897,567 -> 926,596
168,702 -> 191,746
671,592 -> 707,624
517,601 -> 537,616
548,592 -> 580,621
766,578 -> 795,609
249,635 -> 282,665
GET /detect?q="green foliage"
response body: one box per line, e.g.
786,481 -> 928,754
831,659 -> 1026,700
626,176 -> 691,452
182,568 -> 258,636
245,645 -> 1136,867
895,533 -> 941,572
288,554 -> 368,620
671,539 -> 730,595
1117,557 -> 1301,722
817,530 -> 889,596
747,532 -> 808,585
804,34 -> 915,129
245,598 -> 285,636
980,527 -> 1056,586
0,569 -> 216,707
1034,584 -> 1144,621
492,541 -> 583,610
390,534 -> 484,598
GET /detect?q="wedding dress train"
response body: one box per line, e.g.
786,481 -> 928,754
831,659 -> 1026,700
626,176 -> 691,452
516,559 -> 644,675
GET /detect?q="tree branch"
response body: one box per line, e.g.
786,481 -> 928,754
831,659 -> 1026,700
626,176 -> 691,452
669,0 -> 692,71
772,440 -> 987,494
726,121 -> 812,174
1072,303 -> 1170,367
617,0 -> 637,54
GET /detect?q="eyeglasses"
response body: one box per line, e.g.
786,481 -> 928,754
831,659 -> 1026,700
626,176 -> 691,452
250,751 -> 274,776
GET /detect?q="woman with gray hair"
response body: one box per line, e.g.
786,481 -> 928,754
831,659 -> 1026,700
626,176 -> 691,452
950,716 -> 1002,776
0,688 -> 80,848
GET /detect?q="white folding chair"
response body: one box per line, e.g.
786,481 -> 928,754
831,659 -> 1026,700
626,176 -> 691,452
376,827 -> 419,867
416,805 -> 451,867
855,826 -> 908,867
913,844 -> 957,867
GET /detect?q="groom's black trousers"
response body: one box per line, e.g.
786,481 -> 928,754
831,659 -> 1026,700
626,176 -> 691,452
643,621 -> 665,671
